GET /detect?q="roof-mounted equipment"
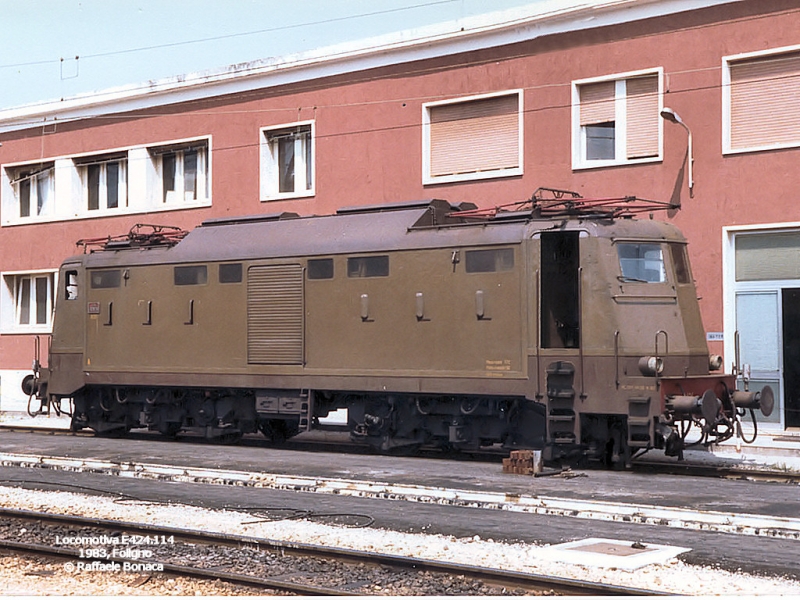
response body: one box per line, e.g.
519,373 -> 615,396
449,187 -> 680,221
200,212 -> 300,227
77,223 -> 188,253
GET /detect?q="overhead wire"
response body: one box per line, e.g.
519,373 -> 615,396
0,5 -> 797,168
3,3 -> 798,116
5,65 -> 798,169
0,0 -> 462,71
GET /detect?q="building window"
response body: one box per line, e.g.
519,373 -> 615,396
725,48 -> 800,153
573,71 -> 661,169
1,272 -> 55,332
8,164 -> 55,219
151,142 -> 209,204
1,141 -> 212,226
260,122 -> 314,200
76,155 -> 127,212
423,91 -> 522,184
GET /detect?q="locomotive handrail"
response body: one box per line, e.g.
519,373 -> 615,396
534,269 -> 542,399
578,266 -> 586,400
614,331 -> 620,389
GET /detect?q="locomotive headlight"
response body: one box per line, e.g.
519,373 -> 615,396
638,356 -> 664,376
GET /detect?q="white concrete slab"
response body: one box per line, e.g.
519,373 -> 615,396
539,537 -> 691,570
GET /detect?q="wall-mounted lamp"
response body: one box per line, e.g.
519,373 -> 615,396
660,107 -> 693,198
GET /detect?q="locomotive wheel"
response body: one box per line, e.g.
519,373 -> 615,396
367,442 -> 423,456
385,443 -> 422,456
157,422 -> 182,438
259,419 -> 299,443
215,430 -> 243,445
95,423 -> 132,437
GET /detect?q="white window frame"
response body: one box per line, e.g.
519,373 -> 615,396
260,120 -> 315,201
152,142 -> 210,205
80,157 -> 128,213
572,68 -> 663,170
4,164 -> 56,222
0,270 -> 57,334
422,90 -> 523,185
722,44 -> 800,155
1,136 -> 212,227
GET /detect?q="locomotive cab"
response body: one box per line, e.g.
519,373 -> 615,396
529,206 -> 770,465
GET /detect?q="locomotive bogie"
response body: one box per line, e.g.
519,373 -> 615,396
29,197 -> 773,463
72,385 -> 262,441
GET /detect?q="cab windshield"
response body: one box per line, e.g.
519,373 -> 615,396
617,243 -> 666,283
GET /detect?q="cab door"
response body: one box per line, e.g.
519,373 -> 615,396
540,232 -> 580,349
51,263 -> 84,353
48,262 -> 86,395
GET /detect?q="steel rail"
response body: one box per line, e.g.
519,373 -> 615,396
0,537 -> 352,596
1,424 -> 798,488
0,425 -> 90,436
630,459 -> 800,485
0,507 -> 662,596
3,426 -> 796,484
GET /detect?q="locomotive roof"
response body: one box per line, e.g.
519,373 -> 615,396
72,199 -> 686,269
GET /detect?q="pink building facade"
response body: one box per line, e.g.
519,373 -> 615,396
1,0 -> 798,430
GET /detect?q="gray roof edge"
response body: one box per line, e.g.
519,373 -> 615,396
0,0 -> 736,135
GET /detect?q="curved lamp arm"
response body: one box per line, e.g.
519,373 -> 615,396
661,107 -> 693,198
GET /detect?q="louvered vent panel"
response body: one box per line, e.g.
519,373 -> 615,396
248,264 -> 304,364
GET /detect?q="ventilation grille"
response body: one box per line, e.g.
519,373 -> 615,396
247,264 -> 304,365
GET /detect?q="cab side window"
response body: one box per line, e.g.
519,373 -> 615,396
65,270 -> 79,300
617,243 -> 666,283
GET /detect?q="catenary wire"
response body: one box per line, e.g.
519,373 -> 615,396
1,3 -> 798,115
5,66 -> 797,168
0,0 -> 461,71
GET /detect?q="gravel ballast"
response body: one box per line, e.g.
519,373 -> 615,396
0,485 -> 798,596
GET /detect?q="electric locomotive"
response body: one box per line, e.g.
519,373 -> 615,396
24,188 -> 773,465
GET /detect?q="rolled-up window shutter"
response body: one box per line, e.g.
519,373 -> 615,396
626,75 -> 659,159
735,231 -> 800,281
429,94 -> 519,177
730,52 -> 800,150
579,81 -> 615,125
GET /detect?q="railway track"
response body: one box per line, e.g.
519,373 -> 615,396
0,508 -> 658,596
629,458 -> 800,485
2,423 -> 799,484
